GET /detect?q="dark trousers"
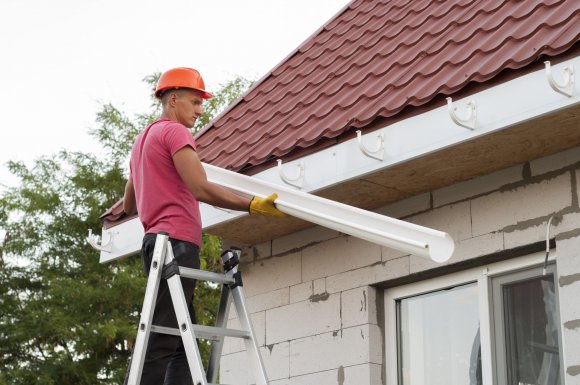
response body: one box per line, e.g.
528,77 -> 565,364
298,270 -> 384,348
126,233 -> 200,385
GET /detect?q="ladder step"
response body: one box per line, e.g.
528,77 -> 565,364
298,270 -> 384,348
151,324 -> 250,340
178,267 -> 235,285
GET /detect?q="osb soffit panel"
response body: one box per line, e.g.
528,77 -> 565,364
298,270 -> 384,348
207,104 -> 580,246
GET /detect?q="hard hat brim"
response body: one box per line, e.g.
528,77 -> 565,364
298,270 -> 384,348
155,87 -> 213,100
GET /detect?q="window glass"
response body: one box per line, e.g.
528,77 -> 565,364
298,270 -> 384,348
398,283 -> 482,385
497,272 -> 562,385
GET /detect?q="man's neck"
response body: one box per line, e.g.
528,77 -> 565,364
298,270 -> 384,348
159,111 -> 176,121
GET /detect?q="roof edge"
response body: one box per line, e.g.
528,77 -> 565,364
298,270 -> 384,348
198,53 -> 580,229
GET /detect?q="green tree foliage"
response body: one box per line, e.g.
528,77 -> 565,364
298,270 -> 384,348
0,74 -> 251,384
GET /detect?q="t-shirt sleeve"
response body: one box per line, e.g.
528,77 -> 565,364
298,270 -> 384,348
162,122 -> 198,156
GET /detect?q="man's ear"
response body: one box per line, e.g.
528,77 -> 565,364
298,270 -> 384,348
167,91 -> 179,107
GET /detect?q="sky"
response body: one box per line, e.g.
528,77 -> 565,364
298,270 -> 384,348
0,0 -> 350,188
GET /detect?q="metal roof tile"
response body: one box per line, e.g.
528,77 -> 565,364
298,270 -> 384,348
195,0 -> 580,173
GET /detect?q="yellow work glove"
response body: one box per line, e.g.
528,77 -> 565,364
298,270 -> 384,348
249,193 -> 287,218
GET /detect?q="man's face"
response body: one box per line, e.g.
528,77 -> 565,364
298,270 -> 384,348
174,89 -> 203,128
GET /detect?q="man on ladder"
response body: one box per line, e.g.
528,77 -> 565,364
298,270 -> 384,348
123,67 -> 285,385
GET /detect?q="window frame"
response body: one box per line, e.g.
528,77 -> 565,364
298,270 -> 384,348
384,251 -> 560,385
490,263 -> 564,384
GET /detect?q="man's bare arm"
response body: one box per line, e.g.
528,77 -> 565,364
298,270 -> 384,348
123,177 -> 137,215
173,146 -> 252,211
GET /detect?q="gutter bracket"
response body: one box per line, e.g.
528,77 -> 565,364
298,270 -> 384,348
87,229 -> 113,253
544,61 -> 574,98
446,97 -> 476,130
356,130 -> 385,161
277,159 -> 304,189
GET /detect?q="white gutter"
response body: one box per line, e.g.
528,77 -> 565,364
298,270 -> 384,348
90,56 -> 579,264
205,164 -> 454,262
91,163 -> 455,264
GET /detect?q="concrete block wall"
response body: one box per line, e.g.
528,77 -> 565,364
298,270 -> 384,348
219,145 -> 580,385
555,235 -> 580,385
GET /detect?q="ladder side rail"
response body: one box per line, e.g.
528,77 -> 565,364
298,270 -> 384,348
231,284 -> 270,385
164,242 -> 209,385
207,285 -> 233,383
127,233 -> 169,385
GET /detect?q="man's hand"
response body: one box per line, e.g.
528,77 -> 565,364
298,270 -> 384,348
249,193 -> 287,218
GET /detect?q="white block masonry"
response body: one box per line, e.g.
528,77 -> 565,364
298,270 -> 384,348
313,278 -> 326,295
288,324 -> 382,377
220,343 -> 290,384
326,255 -> 409,294
408,200 -> 472,242
240,252 -> 301,297
530,145 -> 580,176
266,292 -> 341,345
222,311 -> 265,355
301,235 -> 381,282
245,287 -> 289,314
270,363 -> 382,385
375,192 -> 431,219
454,231 -> 504,262
381,244 -> 409,262
471,172 -> 572,237
554,235 -> 580,385
341,286 -> 378,328
577,169 -> 580,208
289,281 -> 313,304
432,164 -> 523,208
220,144 -> 580,384
504,210 -> 580,250
271,226 -> 341,256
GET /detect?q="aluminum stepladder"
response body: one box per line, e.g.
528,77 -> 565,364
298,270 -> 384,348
126,232 -> 269,385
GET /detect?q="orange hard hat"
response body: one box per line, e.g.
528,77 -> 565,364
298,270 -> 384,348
155,67 -> 212,99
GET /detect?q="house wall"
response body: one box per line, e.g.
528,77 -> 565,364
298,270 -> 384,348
219,145 -> 580,385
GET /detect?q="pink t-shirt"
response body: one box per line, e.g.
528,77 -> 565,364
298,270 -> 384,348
130,119 -> 202,246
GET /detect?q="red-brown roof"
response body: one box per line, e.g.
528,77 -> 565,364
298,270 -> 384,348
195,0 -> 580,173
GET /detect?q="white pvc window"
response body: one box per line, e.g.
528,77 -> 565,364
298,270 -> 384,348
384,252 -> 563,385
398,283 -> 481,385
491,265 -> 563,385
